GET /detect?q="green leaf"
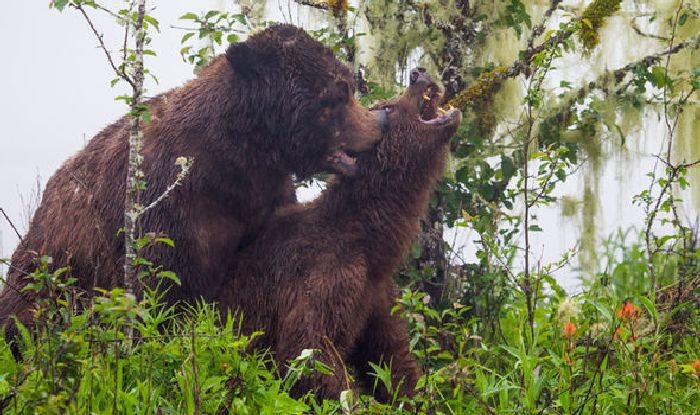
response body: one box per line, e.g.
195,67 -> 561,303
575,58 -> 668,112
227,34 -> 239,44
592,301 -> 613,322
155,237 -> 175,247
0,377 -> 9,396
50,0 -> 70,11
368,362 -> 392,393
158,270 -> 181,285
636,296 -> 659,328
555,169 -> 566,182
140,109 -> 151,125
650,66 -> 667,88
180,12 -> 198,21
501,155 -> 516,178
181,32 -> 195,44
678,13 -> 687,26
143,14 -> 160,32
212,31 -> 223,45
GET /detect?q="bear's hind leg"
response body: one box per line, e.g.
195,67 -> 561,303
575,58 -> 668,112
350,309 -> 421,402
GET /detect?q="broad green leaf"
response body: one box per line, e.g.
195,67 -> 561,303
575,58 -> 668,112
180,12 -> 198,21
181,32 -> 195,44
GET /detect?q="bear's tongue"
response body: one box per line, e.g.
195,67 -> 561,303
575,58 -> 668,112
335,150 -> 356,166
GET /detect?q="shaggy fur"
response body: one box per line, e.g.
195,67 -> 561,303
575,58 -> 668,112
0,25 -> 383,336
219,75 -> 462,400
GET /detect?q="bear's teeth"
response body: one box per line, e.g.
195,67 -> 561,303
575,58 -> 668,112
340,152 -> 356,165
437,105 -> 454,115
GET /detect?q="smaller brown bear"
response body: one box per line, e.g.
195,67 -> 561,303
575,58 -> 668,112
219,70 -> 461,401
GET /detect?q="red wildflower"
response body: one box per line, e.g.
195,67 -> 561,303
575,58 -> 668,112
617,301 -> 640,321
563,321 -> 577,339
692,359 -> 700,375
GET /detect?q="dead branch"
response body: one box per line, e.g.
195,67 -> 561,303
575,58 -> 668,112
73,3 -> 135,89
0,207 -> 22,243
140,157 -> 194,216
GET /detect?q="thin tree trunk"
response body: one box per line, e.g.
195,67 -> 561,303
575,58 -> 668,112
124,0 -> 147,293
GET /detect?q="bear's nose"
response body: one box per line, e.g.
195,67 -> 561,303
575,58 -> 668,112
409,67 -> 427,84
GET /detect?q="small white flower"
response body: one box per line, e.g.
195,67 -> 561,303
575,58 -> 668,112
557,297 -> 580,321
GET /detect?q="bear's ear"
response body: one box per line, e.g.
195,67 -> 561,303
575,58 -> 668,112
226,41 -> 278,79
226,42 -> 256,78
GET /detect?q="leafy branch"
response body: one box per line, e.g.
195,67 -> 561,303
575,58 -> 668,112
50,1 -> 192,293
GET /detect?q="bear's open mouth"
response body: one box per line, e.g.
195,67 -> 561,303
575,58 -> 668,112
326,107 -> 386,176
327,147 -> 360,175
419,82 -> 458,126
419,83 -> 441,121
330,148 -> 357,167
422,107 -> 461,125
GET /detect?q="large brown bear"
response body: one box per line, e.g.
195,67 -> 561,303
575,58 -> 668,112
0,25 -> 384,335
219,70 -> 461,401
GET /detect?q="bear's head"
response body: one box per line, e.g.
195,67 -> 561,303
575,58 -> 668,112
226,24 -> 385,178
362,68 -> 461,174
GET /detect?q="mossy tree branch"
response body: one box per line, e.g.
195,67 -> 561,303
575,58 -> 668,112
295,0 -> 348,15
447,0 -> 628,111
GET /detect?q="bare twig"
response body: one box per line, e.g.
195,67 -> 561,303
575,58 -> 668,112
73,3 -> 135,89
0,207 -> 23,243
630,15 -> 670,41
140,158 -> 194,216
643,2 -> 688,296
169,25 -> 246,34
526,0 -> 564,50
613,37 -> 698,84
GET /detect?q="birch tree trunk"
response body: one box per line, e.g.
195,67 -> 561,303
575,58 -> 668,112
124,0 -> 147,293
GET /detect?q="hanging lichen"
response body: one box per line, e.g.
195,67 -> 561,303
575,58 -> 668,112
580,0 -> 622,51
579,179 -> 598,274
674,105 -> 700,212
359,0 -> 445,89
561,195 -> 579,217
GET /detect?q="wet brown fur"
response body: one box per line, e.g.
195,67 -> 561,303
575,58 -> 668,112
219,83 -> 461,400
0,25 -> 381,338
